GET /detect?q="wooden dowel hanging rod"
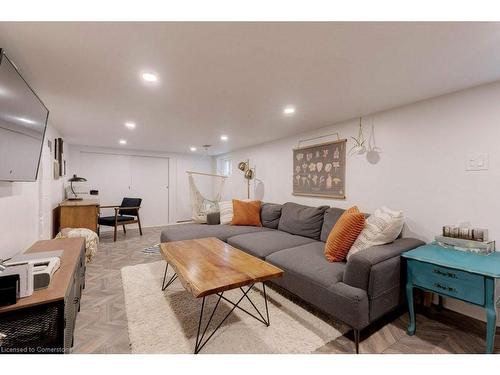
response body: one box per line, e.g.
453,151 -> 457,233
297,132 -> 341,148
186,171 -> 227,179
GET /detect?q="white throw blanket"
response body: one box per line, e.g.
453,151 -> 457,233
188,174 -> 225,223
55,228 -> 99,262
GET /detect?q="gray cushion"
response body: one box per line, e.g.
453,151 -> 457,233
98,215 -> 135,225
266,242 -> 369,329
320,207 -> 345,242
278,202 -> 329,240
160,223 -> 271,243
206,212 -> 220,225
265,241 -> 345,289
260,203 -> 282,229
227,231 -> 315,259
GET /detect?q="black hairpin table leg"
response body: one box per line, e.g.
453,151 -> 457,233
193,282 -> 271,354
161,263 -> 178,291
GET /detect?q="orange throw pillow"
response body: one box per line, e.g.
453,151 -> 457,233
324,206 -> 365,262
231,199 -> 262,227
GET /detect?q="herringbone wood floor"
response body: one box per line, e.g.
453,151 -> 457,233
72,226 -> 500,354
72,226 -> 163,353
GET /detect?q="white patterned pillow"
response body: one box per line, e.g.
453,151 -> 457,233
346,206 -> 404,260
218,200 -> 234,224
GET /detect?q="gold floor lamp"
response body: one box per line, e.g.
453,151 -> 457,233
237,160 -> 255,199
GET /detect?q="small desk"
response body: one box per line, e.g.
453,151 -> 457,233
58,199 -> 99,233
403,243 -> 500,353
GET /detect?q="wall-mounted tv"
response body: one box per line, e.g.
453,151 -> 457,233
0,48 -> 49,182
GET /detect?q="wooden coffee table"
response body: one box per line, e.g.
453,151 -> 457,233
160,237 -> 284,354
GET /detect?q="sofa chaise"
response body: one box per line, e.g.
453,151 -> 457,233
160,202 -> 424,353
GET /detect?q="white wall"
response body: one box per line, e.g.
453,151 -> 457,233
0,180 -> 39,260
216,80 -> 500,324
0,124 -> 67,260
39,125 -> 68,239
67,145 -> 214,223
0,136 -> 214,260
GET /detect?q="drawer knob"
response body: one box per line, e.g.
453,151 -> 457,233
434,282 -> 457,293
433,269 -> 457,278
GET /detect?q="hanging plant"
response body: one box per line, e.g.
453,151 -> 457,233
349,117 -> 366,155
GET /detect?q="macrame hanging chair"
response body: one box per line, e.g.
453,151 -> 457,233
188,174 -> 225,223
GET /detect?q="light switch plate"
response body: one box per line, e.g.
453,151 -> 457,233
466,153 -> 489,171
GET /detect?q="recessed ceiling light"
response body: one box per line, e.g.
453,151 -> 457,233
125,122 -> 136,129
283,106 -> 296,115
141,72 -> 158,83
119,139 -> 127,145
190,147 -> 197,152
220,135 -> 229,141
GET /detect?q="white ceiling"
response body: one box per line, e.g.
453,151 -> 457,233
1,22 -> 500,155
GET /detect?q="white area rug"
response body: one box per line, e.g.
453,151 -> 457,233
121,261 -> 345,354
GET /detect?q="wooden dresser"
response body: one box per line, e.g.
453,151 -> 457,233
58,199 -> 100,233
0,238 -> 86,353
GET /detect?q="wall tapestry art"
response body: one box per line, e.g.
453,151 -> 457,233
292,139 -> 346,199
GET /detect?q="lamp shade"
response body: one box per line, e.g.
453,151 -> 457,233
237,161 -> 248,172
244,169 -> 254,180
69,174 -> 87,182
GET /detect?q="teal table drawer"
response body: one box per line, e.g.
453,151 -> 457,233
408,259 -> 485,306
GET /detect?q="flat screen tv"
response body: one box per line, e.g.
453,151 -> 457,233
0,48 -> 49,182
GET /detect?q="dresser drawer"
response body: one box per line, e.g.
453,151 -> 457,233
408,260 -> 485,306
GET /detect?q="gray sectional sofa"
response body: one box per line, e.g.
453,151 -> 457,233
160,202 -> 424,353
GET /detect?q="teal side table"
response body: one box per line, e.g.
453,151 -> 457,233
402,243 -> 500,354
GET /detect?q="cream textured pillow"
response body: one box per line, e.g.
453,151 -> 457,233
346,206 -> 405,260
218,200 -> 234,224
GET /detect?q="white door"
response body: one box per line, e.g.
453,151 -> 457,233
129,155 -> 169,226
78,152 -> 169,227
80,152 -> 132,208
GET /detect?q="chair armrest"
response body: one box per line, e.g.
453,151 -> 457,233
343,238 -> 425,291
101,206 -> 141,211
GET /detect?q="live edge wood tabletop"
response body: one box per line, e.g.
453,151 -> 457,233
160,237 -> 283,354
402,243 -> 500,354
160,237 -> 284,298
